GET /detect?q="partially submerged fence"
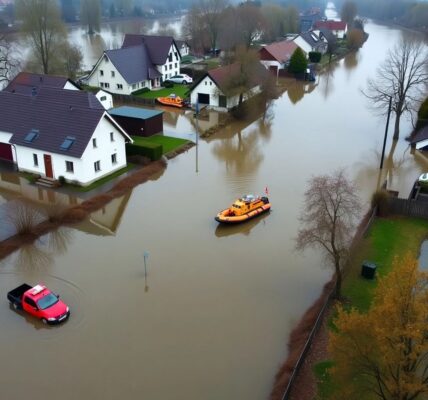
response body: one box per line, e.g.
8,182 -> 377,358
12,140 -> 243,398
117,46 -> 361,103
388,197 -> 428,220
112,94 -> 156,107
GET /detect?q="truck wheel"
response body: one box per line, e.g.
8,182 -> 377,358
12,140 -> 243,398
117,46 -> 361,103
41,318 -> 48,324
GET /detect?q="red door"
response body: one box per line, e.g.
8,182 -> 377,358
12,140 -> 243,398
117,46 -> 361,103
43,154 -> 53,178
0,143 -> 13,161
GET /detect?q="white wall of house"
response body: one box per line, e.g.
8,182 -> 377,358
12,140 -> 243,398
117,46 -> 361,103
260,60 -> 285,71
64,81 -> 80,90
96,90 -> 114,109
190,76 -> 261,111
179,44 -> 190,57
335,29 -> 346,39
15,116 -> 129,186
293,37 -> 313,54
157,44 -> 181,81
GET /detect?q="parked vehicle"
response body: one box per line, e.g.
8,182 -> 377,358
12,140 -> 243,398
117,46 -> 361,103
167,74 -> 193,84
7,283 -> 70,324
215,195 -> 271,224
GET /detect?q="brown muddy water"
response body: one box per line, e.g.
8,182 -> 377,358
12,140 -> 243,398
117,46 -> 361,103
1,21 -> 428,400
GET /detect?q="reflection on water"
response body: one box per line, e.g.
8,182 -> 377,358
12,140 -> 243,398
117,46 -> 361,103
215,212 -> 270,238
419,240 -> 428,269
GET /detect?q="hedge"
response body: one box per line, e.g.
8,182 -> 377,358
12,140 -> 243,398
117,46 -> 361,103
309,51 -> 322,63
131,87 -> 150,96
126,142 -> 163,160
162,80 -> 174,88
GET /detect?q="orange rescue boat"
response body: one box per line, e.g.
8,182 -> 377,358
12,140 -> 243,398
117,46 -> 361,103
156,94 -> 185,108
215,194 -> 271,224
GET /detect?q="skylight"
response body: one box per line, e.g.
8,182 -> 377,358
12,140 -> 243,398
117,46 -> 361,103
60,136 -> 75,151
24,129 -> 39,143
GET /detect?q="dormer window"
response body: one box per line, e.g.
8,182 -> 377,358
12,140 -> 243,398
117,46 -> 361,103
24,129 -> 39,143
60,136 -> 75,151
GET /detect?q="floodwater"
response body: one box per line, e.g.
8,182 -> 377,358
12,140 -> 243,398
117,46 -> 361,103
1,9 -> 428,400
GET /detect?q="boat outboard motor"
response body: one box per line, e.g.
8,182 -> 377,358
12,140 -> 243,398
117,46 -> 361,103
261,196 -> 269,204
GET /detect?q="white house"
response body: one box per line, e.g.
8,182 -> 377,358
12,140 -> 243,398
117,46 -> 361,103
96,90 -> 114,109
259,40 -> 300,76
86,34 -> 181,95
314,20 -> 347,39
293,31 -> 328,55
176,40 -> 190,57
0,88 -> 132,186
189,63 -> 265,111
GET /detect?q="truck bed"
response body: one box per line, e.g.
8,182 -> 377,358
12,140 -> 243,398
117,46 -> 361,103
7,283 -> 32,307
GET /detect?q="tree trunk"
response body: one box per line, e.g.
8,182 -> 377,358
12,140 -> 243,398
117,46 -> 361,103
393,112 -> 401,140
334,260 -> 342,299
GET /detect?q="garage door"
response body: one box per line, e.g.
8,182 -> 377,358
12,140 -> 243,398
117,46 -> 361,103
198,93 -> 210,105
0,143 -> 13,162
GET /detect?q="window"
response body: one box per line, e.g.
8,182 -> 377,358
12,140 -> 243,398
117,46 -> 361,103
24,129 -> 39,143
132,84 -> 136,89
205,81 -> 207,85
92,138 -> 97,148
210,81 -> 212,85
175,63 -> 177,68
117,84 -> 123,90
164,65 -> 167,71
105,83 -> 110,88
100,96 -> 107,101
33,154 -> 38,166
141,82 -> 145,88
168,54 -> 172,62
110,132 -> 114,141
100,70 -> 104,76
175,52 -> 178,60
111,71 -> 115,77
100,82 -> 104,88
94,161 -> 101,172
111,153 -> 117,164
65,161 -> 74,173
60,136 -> 75,151
24,297 -> 37,308
169,64 -> 172,70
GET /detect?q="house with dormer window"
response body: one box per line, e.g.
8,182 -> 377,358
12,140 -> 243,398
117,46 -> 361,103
86,34 -> 181,95
0,87 -> 132,186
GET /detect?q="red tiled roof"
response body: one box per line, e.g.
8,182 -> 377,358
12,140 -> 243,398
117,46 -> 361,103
314,20 -> 347,31
259,41 -> 299,64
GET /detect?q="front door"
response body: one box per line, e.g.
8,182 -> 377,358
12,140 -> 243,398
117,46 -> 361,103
43,154 -> 53,178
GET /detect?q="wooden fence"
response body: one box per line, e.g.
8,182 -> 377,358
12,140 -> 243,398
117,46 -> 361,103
112,94 -> 156,107
388,197 -> 428,219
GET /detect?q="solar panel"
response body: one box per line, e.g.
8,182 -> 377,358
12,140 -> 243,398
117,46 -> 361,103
60,136 -> 75,151
24,129 -> 39,143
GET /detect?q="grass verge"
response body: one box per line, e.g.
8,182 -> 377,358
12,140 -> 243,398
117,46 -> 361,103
131,135 -> 189,155
134,84 -> 189,99
314,216 -> 428,399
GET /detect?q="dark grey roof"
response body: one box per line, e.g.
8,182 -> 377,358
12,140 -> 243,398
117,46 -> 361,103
0,90 -> 106,158
36,87 -> 104,110
4,72 -> 79,93
300,31 -> 327,51
318,28 -> 336,44
411,125 -> 428,144
122,34 -> 179,64
105,45 -> 161,84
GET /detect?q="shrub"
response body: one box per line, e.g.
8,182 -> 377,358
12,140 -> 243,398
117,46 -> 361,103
132,87 -> 150,96
162,80 -> 174,88
309,51 -> 322,63
58,176 -> 66,185
416,97 -> 428,130
288,48 -> 308,74
126,142 -> 163,161
347,29 -> 365,49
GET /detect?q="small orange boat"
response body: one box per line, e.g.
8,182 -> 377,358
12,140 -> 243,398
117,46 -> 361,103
215,194 -> 271,224
156,94 -> 184,108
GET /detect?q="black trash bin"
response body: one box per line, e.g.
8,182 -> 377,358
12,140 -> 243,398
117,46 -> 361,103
361,261 -> 377,279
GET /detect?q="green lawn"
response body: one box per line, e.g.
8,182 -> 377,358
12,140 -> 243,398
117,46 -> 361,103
67,163 -> 136,193
315,216 -> 428,399
131,135 -> 189,154
134,84 -> 190,99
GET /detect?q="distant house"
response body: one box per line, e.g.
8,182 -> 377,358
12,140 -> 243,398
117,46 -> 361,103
4,72 -> 80,93
299,7 -> 323,33
0,88 -> 132,186
176,40 -> 190,57
95,89 -> 114,110
315,28 -> 337,48
189,63 -> 265,111
108,106 -> 164,137
293,31 -> 328,55
314,20 -> 347,39
86,34 -> 181,95
259,40 -> 300,76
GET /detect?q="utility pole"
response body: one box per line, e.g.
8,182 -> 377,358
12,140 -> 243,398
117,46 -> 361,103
195,102 -> 199,173
379,96 -> 393,170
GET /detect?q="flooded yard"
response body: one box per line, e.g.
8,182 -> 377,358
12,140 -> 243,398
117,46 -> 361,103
0,17 -> 427,400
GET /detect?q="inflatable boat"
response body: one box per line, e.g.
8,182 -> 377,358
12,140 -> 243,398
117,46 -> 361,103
156,94 -> 185,108
215,195 -> 271,224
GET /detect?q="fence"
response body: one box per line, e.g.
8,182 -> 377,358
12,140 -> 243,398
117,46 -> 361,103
112,94 -> 156,107
388,197 -> 428,220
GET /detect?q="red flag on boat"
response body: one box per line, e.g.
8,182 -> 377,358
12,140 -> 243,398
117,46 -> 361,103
265,186 -> 269,195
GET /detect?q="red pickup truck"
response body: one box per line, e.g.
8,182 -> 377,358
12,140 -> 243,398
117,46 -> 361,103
7,283 -> 70,324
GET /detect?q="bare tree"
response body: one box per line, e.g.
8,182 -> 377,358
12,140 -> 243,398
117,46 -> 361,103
0,34 -> 20,86
80,0 -> 101,35
364,38 -> 428,140
16,0 -> 66,74
296,170 -> 361,298
197,0 -> 229,52
236,3 -> 265,48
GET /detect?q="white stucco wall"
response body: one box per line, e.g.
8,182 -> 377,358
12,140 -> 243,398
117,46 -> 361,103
64,81 -> 80,90
157,44 -> 181,81
96,90 -> 114,109
190,76 -> 261,111
15,116 -> 128,186
293,37 -> 312,55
